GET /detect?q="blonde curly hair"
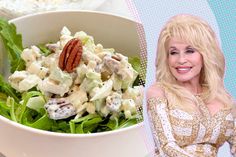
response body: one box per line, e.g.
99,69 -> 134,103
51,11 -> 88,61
155,14 -> 234,111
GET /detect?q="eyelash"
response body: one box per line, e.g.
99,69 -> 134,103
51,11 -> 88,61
186,49 -> 195,53
169,49 -> 195,55
170,51 -> 177,55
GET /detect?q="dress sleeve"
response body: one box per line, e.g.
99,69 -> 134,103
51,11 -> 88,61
147,97 -> 194,157
227,118 -> 236,157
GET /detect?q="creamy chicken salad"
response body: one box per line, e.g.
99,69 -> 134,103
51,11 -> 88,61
0,18 -> 143,133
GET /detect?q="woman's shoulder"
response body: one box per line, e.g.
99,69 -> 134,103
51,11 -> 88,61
146,82 -> 168,110
146,82 -> 166,100
208,97 -> 234,109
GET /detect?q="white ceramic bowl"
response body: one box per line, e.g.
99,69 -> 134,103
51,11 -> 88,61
0,11 -> 149,157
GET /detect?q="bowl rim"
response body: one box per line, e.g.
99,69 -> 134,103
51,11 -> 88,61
9,10 -> 139,24
1,10 -> 144,137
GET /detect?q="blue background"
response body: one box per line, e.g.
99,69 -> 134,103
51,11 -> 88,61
208,1 -> 236,99
133,0 -> 236,156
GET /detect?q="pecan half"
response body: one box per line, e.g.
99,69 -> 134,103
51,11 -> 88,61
59,38 -> 83,73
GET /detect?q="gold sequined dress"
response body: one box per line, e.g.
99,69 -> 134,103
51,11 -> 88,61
147,95 -> 236,157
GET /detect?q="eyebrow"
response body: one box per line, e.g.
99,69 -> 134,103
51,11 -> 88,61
169,45 -> 194,50
186,46 -> 194,49
169,46 -> 177,50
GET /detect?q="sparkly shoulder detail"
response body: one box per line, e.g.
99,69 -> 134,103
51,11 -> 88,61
147,97 -> 195,157
227,117 -> 236,157
169,109 -> 193,120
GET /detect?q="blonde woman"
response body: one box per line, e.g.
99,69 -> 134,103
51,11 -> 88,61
147,14 -> 236,157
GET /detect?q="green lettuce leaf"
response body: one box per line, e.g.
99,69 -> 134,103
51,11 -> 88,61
19,91 -> 45,123
128,56 -> 141,73
0,75 -> 20,102
37,43 -> 52,56
0,18 -> 25,73
0,100 -> 11,119
128,56 -> 145,86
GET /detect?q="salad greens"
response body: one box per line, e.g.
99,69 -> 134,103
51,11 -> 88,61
129,56 -> 145,86
37,44 -> 52,56
0,75 -> 20,102
0,18 -> 143,134
0,18 -> 25,73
